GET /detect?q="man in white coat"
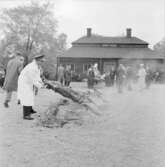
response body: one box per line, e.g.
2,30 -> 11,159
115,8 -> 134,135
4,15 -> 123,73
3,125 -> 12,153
17,54 -> 45,120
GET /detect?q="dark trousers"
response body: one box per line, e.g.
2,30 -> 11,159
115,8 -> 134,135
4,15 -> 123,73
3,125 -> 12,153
58,76 -> 64,85
65,80 -> 70,87
23,106 -> 33,118
5,90 -> 13,102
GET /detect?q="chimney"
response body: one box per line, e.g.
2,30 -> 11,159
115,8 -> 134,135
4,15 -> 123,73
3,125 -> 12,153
126,28 -> 132,38
87,28 -> 92,37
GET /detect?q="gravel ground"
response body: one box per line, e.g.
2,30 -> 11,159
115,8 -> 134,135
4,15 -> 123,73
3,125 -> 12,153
0,82 -> 165,167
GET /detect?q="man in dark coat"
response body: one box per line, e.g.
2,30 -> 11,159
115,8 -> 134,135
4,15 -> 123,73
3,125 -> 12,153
87,65 -> 95,89
3,52 -> 24,107
104,71 -> 111,87
109,66 -> 116,86
64,65 -> 72,87
145,65 -> 153,89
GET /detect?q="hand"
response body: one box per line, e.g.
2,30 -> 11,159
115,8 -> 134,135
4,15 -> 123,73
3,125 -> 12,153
44,83 -> 52,89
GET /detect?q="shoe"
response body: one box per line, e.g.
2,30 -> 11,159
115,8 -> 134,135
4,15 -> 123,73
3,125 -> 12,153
23,116 -> 34,120
17,100 -> 20,105
31,110 -> 37,114
4,101 -> 9,108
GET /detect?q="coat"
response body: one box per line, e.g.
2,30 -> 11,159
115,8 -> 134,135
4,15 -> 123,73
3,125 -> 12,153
17,60 -> 43,106
116,67 -> 126,84
57,66 -> 65,81
58,66 -> 65,77
64,69 -> 72,82
3,57 -> 23,91
87,68 -> 95,88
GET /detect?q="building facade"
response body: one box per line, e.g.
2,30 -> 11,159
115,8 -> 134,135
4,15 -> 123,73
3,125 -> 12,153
59,28 -> 164,74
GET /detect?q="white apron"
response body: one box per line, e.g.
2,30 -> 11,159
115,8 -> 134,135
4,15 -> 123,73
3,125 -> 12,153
17,60 -> 43,106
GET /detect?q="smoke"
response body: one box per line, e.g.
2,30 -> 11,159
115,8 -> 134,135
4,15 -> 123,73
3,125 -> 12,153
119,58 -> 164,72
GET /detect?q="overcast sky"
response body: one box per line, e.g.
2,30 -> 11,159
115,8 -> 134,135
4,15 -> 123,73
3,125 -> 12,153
0,0 -> 164,48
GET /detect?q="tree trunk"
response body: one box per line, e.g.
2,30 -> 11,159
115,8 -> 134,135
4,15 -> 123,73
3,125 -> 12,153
44,80 -> 101,116
24,29 -> 32,66
44,80 -> 85,103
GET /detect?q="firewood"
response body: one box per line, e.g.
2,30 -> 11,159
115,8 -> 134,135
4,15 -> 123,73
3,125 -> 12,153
44,80 -> 92,104
43,79 -> 101,116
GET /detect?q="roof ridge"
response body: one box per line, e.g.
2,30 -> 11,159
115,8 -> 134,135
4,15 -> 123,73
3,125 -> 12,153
72,35 -> 148,44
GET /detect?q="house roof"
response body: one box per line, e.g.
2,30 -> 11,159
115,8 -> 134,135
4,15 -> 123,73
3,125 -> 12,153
72,35 -> 148,45
62,46 -> 164,59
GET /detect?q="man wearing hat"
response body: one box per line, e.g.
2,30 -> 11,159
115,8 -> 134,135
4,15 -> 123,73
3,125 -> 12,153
17,54 -> 45,120
3,52 -> 24,107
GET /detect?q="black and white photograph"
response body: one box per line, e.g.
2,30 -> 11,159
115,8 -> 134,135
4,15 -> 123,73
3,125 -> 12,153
0,0 -> 165,166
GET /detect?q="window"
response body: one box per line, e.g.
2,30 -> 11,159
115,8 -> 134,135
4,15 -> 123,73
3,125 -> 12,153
70,64 -> 75,71
83,64 -> 91,72
65,64 -> 75,71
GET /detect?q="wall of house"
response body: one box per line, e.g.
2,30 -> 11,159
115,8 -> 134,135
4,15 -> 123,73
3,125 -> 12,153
59,57 -> 101,73
59,57 -> 118,74
59,57 -> 164,75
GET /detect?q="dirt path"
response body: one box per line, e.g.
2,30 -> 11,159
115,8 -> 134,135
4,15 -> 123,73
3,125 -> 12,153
0,83 -> 165,167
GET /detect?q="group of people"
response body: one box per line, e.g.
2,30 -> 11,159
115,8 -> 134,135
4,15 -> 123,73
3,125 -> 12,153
2,52 -> 46,120
110,63 -> 154,93
1,55 -> 158,120
57,64 -> 72,87
86,62 -> 155,93
103,64 -> 132,93
116,63 -> 157,93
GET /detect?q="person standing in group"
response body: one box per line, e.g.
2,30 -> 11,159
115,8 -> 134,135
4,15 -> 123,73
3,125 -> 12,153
137,64 -> 146,91
64,65 -> 72,87
57,64 -> 65,85
93,63 -> 101,84
3,52 -> 24,108
17,54 -> 45,120
109,66 -> 116,86
116,64 -> 126,93
87,65 -> 95,89
145,65 -> 153,89
104,71 -> 111,87
126,66 -> 134,91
